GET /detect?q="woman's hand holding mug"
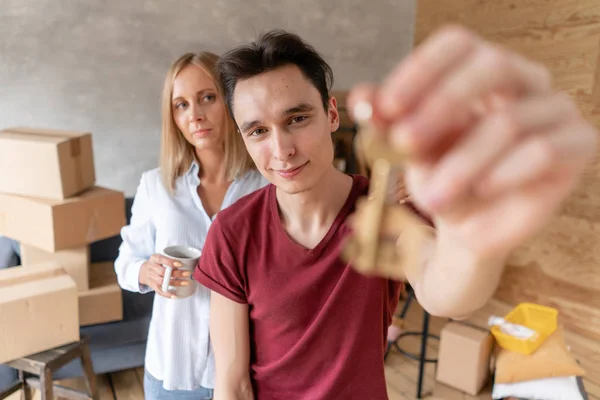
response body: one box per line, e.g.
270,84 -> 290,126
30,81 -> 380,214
139,254 -> 191,299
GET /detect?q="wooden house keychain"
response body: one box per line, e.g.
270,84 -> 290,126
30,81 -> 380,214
341,102 -> 435,281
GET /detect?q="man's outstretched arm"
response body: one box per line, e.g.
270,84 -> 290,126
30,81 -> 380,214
210,291 -> 254,400
348,25 -> 597,319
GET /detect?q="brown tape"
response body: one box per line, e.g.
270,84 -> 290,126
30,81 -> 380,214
70,138 -> 84,188
70,137 -> 81,157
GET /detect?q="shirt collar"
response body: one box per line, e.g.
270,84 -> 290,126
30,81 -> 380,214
185,159 -> 249,184
186,160 -> 199,177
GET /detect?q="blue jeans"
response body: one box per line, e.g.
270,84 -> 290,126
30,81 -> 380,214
143,370 -> 213,400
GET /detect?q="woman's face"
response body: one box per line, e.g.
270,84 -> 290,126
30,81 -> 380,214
171,64 -> 228,152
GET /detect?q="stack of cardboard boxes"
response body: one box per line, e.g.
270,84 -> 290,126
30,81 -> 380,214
0,127 -> 126,362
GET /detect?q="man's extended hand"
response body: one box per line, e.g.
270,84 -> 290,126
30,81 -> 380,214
348,25 -> 597,261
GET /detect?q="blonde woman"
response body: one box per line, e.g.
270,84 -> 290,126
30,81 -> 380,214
114,52 -> 267,399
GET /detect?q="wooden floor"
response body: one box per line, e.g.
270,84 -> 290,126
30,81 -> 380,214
7,298 -> 599,400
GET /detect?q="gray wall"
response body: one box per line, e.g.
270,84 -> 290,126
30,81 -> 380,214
1,0 -> 416,197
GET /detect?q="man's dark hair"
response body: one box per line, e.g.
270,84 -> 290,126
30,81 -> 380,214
217,30 -> 334,117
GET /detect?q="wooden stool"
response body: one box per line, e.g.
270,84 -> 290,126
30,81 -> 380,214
0,336 -> 98,400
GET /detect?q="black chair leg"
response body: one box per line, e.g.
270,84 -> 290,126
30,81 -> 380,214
416,311 -> 430,399
385,285 -> 414,361
398,287 -> 414,319
393,308 -> 439,399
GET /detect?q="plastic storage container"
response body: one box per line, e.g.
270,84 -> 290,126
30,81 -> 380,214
490,302 -> 558,355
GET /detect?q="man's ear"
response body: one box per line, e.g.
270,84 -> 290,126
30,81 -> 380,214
328,96 -> 340,132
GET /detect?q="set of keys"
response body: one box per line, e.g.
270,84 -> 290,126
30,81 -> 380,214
341,102 -> 435,281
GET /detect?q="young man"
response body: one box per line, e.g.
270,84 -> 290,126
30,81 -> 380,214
193,27 -> 597,399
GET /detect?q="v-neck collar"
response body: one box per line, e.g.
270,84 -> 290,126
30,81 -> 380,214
268,175 -> 360,259
187,161 -> 247,223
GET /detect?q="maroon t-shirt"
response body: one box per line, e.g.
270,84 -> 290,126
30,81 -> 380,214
194,175 -> 403,400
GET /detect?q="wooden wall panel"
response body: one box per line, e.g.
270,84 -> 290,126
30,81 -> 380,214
416,0 -> 600,341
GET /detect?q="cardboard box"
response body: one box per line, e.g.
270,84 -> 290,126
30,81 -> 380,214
436,321 -> 494,396
20,244 -> 90,291
0,262 -> 79,363
78,261 -> 122,326
0,127 -> 95,199
0,186 -> 125,252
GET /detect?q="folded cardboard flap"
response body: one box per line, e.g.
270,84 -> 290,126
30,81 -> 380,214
493,325 -> 585,384
0,262 -> 65,288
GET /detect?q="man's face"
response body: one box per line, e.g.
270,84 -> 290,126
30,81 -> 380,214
232,64 -> 340,194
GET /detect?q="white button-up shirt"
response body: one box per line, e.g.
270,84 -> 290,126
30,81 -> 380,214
114,162 -> 268,391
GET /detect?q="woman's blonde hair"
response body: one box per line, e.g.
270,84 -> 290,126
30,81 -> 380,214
159,52 -> 255,194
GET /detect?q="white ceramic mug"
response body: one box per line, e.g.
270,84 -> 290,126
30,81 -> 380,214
161,245 -> 202,299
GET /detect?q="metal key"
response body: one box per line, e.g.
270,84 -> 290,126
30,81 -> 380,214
341,102 -> 433,280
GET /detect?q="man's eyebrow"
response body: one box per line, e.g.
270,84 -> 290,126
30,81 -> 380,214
239,103 -> 315,133
239,119 -> 261,133
281,103 -> 314,117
